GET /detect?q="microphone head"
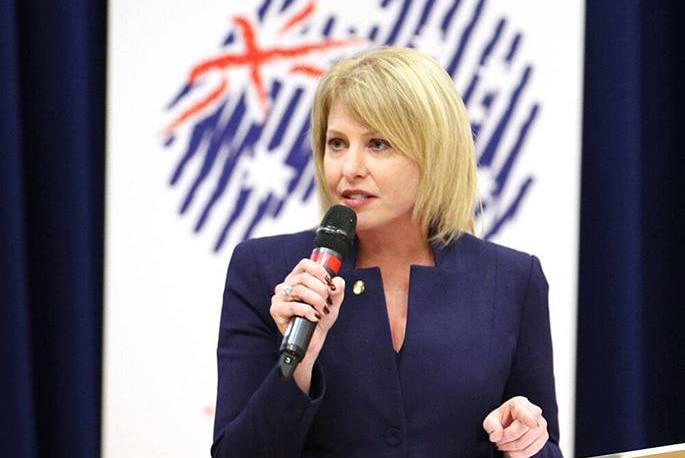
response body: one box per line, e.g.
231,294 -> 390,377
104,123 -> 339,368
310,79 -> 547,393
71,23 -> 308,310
314,205 -> 357,258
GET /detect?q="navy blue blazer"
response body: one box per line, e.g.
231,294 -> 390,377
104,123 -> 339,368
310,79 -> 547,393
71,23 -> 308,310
212,230 -> 562,457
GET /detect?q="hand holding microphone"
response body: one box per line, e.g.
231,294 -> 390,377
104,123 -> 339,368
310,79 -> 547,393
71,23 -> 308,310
269,205 -> 356,387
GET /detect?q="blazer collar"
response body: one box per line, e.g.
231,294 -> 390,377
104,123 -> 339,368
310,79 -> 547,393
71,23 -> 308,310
341,233 -> 472,272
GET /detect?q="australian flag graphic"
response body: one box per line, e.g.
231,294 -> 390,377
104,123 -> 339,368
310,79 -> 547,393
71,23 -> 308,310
162,0 -> 540,253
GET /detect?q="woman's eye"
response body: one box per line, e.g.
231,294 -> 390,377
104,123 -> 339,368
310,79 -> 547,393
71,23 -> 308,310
369,139 -> 391,151
327,138 -> 345,151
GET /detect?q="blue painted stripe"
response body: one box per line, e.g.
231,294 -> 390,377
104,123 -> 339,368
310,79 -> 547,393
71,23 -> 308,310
166,82 -> 195,110
244,193 -> 274,240
462,74 -> 479,106
493,103 -> 539,196
268,88 -> 304,149
194,140 -> 246,232
222,32 -> 235,46
302,176 -> 317,202
214,188 -> 251,251
479,64 -> 531,166
463,18 -> 503,107
383,0 -> 413,45
170,101 -> 225,187
483,177 -> 533,239
506,33 -> 521,62
481,92 -> 494,108
235,82 -> 281,155
446,0 -> 486,77
257,0 -> 273,20
180,94 -> 248,214
368,26 -> 380,41
272,117 -> 312,218
413,0 -> 437,36
195,80 -> 284,230
480,18 -> 505,66
280,0 -> 296,13
322,16 -> 335,37
441,0 -> 461,35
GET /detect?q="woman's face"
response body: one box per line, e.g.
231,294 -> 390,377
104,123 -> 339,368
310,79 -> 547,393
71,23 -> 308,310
323,101 -> 421,237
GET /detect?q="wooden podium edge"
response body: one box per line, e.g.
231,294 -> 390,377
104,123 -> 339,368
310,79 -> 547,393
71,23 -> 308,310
587,443 -> 685,458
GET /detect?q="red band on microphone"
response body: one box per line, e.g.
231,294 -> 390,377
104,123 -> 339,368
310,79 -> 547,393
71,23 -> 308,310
311,248 -> 342,275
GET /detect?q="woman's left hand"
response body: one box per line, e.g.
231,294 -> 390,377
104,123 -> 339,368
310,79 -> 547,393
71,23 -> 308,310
482,396 -> 549,458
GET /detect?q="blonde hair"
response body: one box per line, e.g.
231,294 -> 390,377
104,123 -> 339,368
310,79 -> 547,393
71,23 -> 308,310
311,46 -> 477,245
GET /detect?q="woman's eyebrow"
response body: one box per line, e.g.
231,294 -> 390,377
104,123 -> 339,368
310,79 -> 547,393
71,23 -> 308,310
325,128 -> 381,137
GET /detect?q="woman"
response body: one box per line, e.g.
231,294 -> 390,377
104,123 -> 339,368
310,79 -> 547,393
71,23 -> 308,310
212,47 -> 562,457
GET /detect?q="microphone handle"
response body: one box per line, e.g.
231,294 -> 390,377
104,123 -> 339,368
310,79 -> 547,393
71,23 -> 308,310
278,317 -> 316,380
278,249 -> 341,380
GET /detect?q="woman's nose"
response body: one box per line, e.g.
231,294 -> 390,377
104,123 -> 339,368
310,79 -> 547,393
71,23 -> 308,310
341,144 -> 367,180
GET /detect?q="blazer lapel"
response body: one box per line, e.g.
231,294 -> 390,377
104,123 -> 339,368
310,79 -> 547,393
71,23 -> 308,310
398,236 -> 498,424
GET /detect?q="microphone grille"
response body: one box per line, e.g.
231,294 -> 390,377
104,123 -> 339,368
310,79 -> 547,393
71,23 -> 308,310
314,205 -> 357,258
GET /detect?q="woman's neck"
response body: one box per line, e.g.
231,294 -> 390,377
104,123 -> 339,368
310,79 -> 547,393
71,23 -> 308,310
355,223 -> 434,269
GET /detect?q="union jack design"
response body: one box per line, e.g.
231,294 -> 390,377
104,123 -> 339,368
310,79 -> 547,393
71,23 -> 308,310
162,0 -> 540,252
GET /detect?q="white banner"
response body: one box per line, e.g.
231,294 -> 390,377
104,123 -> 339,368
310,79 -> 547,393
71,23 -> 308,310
104,1 -> 583,456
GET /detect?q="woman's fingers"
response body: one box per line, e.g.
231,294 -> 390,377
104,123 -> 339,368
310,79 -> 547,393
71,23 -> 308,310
509,397 -> 542,429
511,425 -> 549,458
497,419 -> 529,444
281,274 -> 330,309
285,259 -> 331,286
328,276 -> 345,307
497,417 -> 548,454
270,258 -> 347,336
270,300 -> 321,335
483,397 -> 549,458
482,409 -> 504,443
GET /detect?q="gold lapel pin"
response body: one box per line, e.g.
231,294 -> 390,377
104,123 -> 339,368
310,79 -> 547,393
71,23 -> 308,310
352,280 -> 365,295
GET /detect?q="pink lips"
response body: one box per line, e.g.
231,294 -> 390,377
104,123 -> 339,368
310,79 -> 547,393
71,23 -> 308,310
340,189 -> 376,209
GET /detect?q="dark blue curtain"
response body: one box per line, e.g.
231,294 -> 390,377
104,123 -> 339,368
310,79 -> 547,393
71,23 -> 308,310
0,0 -> 105,457
577,0 -> 685,456
2,1 -> 684,457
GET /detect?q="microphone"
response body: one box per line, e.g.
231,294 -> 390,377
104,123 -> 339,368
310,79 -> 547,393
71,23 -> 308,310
278,205 -> 357,381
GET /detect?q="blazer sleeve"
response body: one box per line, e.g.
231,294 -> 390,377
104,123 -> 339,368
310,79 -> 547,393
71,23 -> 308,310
503,255 -> 563,457
211,240 -> 325,458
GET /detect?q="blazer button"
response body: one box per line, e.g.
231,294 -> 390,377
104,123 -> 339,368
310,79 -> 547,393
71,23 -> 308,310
384,427 -> 402,447
352,280 -> 365,295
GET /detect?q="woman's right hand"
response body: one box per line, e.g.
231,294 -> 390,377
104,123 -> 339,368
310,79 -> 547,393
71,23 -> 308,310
270,259 -> 346,392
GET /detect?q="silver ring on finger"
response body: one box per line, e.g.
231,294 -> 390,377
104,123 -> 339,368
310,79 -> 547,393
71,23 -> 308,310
281,284 -> 294,300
